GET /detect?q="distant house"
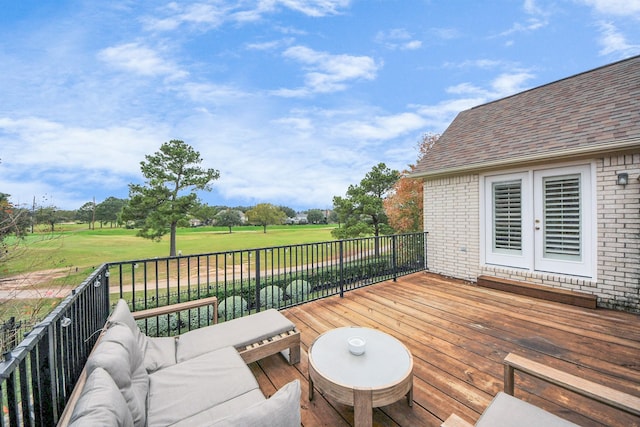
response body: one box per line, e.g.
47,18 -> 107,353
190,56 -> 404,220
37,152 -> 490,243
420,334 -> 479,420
285,213 -> 309,225
411,55 -> 640,312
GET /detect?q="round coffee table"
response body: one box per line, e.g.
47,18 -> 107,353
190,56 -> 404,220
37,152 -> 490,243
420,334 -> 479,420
308,327 -> 413,427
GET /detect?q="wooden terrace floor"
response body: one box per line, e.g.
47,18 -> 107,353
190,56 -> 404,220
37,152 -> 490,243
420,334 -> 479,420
249,272 -> 640,427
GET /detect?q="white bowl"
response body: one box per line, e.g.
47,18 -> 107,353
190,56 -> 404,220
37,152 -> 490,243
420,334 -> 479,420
348,336 -> 366,355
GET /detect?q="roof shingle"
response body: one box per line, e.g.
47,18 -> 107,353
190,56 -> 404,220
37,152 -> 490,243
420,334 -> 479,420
412,55 -> 640,178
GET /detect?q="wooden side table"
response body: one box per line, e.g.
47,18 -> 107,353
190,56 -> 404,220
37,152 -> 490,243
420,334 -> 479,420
308,327 -> 413,427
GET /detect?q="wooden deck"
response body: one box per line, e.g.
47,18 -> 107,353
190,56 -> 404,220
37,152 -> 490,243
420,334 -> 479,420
249,272 -> 640,427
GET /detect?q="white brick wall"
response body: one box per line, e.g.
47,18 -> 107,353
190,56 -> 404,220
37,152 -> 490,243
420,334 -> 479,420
596,153 -> 640,311
424,175 -> 480,282
424,153 -> 640,313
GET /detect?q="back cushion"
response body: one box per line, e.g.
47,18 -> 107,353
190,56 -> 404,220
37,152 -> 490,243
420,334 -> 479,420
69,367 -> 134,427
110,299 -> 177,372
86,324 -> 149,427
109,300 -> 148,351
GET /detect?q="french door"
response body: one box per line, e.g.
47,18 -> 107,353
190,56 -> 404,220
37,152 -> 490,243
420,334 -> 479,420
485,164 -> 593,278
533,165 -> 592,277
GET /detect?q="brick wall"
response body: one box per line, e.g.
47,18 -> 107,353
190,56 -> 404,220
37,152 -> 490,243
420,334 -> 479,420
596,153 -> 640,311
424,153 -> 640,313
424,174 -> 480,281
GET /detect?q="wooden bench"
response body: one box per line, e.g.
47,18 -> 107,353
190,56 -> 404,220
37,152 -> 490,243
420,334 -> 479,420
442,353 -> 640,426
477,275 -> 597,309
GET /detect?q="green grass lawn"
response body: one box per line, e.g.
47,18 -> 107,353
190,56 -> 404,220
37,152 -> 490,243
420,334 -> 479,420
2,223 -> 338,278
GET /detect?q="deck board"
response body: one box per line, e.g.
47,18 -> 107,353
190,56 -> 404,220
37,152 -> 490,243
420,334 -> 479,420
250,272 -> 640,426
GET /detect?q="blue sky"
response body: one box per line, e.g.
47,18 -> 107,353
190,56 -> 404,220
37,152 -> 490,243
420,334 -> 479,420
1,0 -> 639,212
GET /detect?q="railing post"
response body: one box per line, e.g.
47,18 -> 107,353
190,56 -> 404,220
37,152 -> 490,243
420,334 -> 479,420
392,235 -> 398,282
38,327 -> 55,424
424,232 -> 429,271
47,321 -> 60,422
254,249 -> 261,312
339,240 -> 344,298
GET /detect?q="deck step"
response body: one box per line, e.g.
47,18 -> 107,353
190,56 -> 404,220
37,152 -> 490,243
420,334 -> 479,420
477,275 -> 597,309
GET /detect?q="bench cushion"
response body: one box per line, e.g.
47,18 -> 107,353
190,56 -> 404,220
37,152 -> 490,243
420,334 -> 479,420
69,367 -> 134,427
169,389 -> 265,427
209,379 -> 301,427
86,324 -> 149,427
476,392 -> 579,427
176,309 -> 295,363
110,300 -> 177,373
147,346 -> 262,426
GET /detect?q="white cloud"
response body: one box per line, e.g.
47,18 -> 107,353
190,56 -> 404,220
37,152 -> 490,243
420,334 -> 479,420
597,21 -> 640,56
0,116 -> 172,208
278,45 -> 379,95
497,0 -> 549,37
98,43 -> 188,80
0,117 -> 166,174
276,0 -> 351,17
375,29 -> 422,50
144,0 -> 351,31
333,112 -> 427,141
490,72 -> 534,97
579,0 -> 640,16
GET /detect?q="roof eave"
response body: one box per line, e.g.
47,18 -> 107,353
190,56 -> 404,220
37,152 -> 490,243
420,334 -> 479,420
410,138 -> 640,180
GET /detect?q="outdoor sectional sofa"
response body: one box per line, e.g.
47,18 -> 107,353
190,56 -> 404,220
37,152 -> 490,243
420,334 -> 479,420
58,298 -> 302,426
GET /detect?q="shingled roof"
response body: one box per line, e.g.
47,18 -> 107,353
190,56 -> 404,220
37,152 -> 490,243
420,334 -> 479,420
411,55 -> 640,178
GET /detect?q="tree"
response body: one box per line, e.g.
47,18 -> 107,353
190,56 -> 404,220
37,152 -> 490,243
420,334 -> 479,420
246,203 -> 286,233
277,205 -> 296,218
331,163 -> 400,239
76,201 -> 95,226
384,133 -> 439,233
1,193 -> 29,260
215,209 -> 243,233
35,206 -> 59,232
306,209 -> 325,224
95,197 -> 126,228
384,173 -> 423,232
121,140 -> 220,256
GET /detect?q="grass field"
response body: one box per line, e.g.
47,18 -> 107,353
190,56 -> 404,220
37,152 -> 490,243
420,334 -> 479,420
2,223 -> 339,278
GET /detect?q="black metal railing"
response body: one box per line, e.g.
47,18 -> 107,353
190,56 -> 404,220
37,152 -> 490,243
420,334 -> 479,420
0,232 -> 426,425
0,266 -> 110,427
111,233 -> 427,337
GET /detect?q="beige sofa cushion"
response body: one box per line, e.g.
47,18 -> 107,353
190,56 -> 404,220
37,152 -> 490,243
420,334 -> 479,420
169,389 -> 265,427
147,346 -> 262,426
208,379 -> 301,427
69,367 -> 134,427
109,299 -> 177,372
86,324 -> 149,427
476,392 -> 579,427
176,308 -> 295,362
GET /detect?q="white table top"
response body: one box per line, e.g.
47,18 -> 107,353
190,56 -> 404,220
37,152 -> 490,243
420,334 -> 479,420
309,327 -> 412,388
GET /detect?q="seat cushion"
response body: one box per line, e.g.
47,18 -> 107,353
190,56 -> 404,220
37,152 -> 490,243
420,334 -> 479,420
176,309 -> 295,363
168,389 -> 265,427
147,346 -> 262,426
476,392 -> 579,427
69,367 -> 134,427
109,299 -> 177,372
86,323 -> 149,427
208,379 -> 301,427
